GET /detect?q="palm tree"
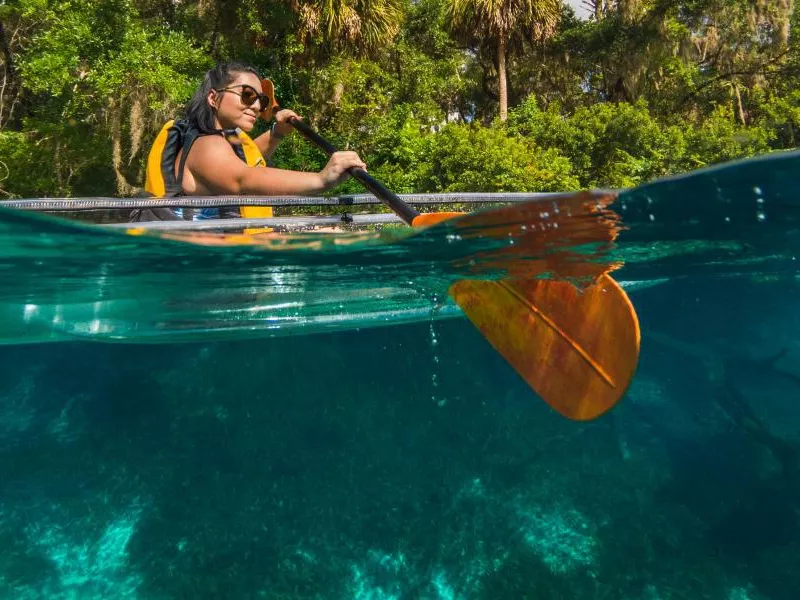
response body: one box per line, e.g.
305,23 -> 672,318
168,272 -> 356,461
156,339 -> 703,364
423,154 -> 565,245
293,0 -> 406,55
446,0 -> 561,121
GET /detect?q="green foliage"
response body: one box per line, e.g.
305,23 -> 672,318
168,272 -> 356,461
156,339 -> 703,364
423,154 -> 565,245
5,0 -> 210,196
564,100 -> 685,188
750,89 -> 800,150
356,106 -> 430,193
507,97 -> 681,188
679,104 -> 774,170
507,95 -> 776,188
1,0 -> 799,199
0,131 -> 56,198
0,123 -> 114,198
19,0 -> 209,114
417,122 -> 578,192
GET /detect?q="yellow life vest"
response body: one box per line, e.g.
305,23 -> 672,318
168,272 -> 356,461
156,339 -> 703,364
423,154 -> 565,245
143,119 -> 273,234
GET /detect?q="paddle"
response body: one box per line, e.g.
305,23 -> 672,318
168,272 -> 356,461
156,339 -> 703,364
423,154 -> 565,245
288,116 -> 641,420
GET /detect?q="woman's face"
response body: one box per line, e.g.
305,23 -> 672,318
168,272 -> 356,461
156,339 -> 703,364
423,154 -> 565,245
209,71 -> 265,132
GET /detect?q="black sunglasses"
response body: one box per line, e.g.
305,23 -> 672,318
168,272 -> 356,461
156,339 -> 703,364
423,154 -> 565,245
216,82 -> 277,114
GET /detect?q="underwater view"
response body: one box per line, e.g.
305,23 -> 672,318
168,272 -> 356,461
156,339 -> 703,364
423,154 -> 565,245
1,150 -> 800,600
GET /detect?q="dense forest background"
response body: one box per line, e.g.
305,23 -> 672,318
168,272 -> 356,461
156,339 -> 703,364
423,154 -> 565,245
1,0 -> 798,199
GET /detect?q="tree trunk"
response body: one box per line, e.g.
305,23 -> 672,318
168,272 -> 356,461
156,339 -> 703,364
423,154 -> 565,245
497,36 -> 508,122
777,0 -> 793,48
0,22 -> 16,80
594,0 -> 604,20
210,24 -> 219,58
0,20 -> 20,128
734,82 -> 746,125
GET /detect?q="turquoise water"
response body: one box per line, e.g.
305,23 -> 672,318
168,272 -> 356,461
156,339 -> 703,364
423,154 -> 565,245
1,150 -> 799,599
0,187 -> 628,345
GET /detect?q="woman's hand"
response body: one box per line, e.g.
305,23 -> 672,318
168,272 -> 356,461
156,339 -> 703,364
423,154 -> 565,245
318,151 -> 367,190
270,109 -> 300,138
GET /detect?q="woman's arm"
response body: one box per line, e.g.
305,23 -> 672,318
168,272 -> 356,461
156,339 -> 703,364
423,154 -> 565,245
253,109 -> 300,160
252,128 -> 282,161
185,134 -> 365,196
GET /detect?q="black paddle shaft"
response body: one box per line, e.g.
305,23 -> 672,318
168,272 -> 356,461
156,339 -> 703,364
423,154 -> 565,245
288,117 -> 420,225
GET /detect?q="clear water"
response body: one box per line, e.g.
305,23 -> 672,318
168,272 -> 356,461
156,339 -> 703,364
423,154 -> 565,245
0,150 -> 799,599
0,186 -> 629,345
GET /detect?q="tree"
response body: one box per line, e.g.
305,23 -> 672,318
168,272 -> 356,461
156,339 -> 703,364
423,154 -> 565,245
291,0 -> 406,55
446,0 -> 560,121
3,0 -> 209,196
676,0 -> 795,124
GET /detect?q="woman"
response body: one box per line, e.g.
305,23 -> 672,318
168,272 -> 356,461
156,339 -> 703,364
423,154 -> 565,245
140,61 -> 366,222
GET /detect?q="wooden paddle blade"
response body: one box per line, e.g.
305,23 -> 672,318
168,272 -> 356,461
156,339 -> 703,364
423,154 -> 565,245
449,273 -> 640,420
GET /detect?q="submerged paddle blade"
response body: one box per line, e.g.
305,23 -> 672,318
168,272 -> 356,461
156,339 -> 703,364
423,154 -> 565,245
411,195 -> 639,419
449,274 -> 640,421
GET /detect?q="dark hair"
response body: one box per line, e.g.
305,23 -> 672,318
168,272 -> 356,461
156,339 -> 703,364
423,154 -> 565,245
184,61 -> 261,134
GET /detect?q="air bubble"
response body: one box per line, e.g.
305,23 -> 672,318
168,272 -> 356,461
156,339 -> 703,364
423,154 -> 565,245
429,322 -> 442,405
649,214 -> 655,222
753,186 -> 763,196
429,323 -> 439,347
757,211 -> 766,222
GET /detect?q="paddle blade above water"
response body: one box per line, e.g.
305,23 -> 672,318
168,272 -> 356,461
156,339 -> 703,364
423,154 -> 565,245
449,273 -> 640,421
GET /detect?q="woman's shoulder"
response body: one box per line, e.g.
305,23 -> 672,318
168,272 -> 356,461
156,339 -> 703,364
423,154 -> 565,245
188,132 -> 241,162
192,132 -> 231,149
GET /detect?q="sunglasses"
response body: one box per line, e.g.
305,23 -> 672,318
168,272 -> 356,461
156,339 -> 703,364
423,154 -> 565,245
216,79 -> 280,118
